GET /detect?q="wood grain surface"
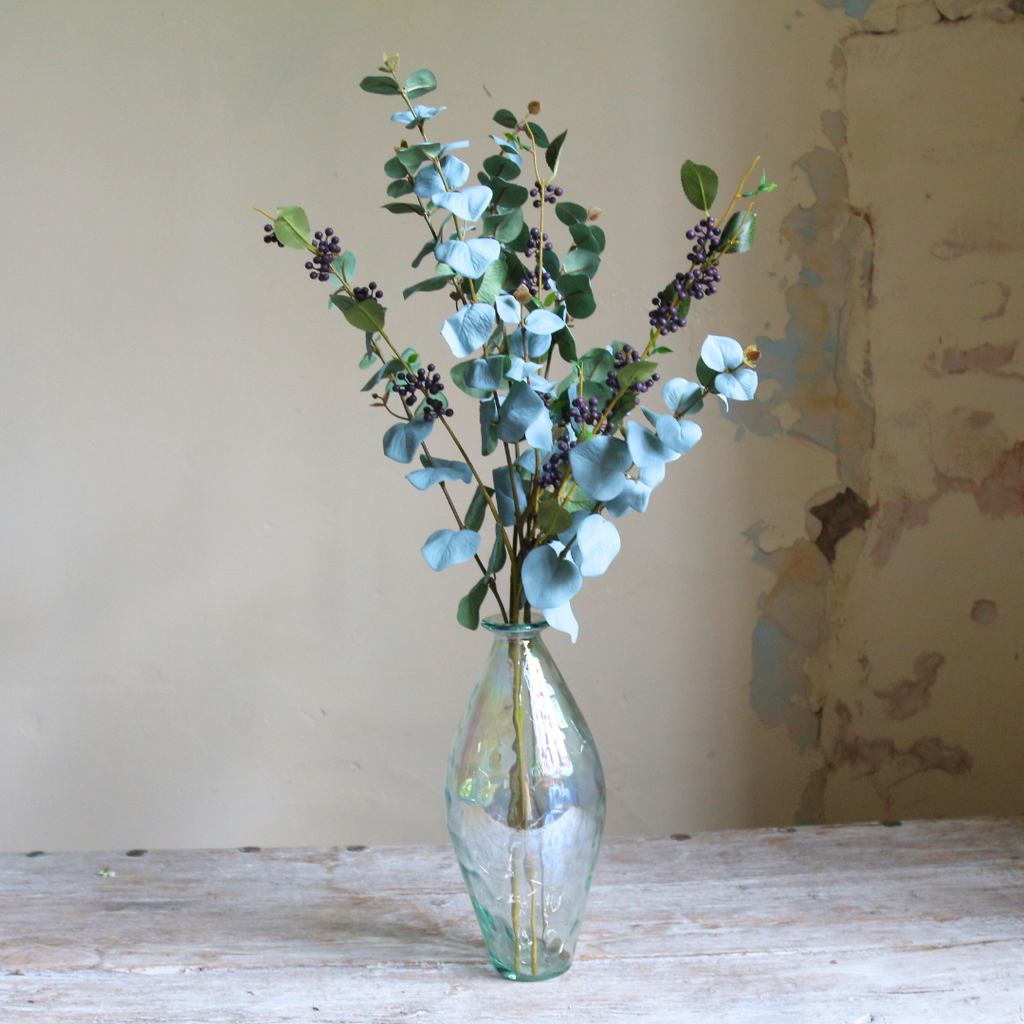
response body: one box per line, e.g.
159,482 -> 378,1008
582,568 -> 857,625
1,818 -> 1021,1022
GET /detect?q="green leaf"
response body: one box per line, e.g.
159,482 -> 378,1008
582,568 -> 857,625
483,207 -> 524,244
273,206 -> 311,250
565,493 -> 596,515
554,325 -> 577,363
652,345 -> 673,354
555,201 -> 588,226
490,179 -> 528,209
465,485 -> 494,531
526,122 -> 549,147
562,248 -> 600,278
457,575 -> 491,630
450,360 -> 491,400
616,360 -> 658,390
359,75 -> 400,95
536,494 -> 574,539
381,202 -> 426,216
680,160 -> 719,212
545,130 -> 567,176
358,349 -> 378,371
557,272 -> 596,319
716,211 -> 757,254
483,153 -> 521,181
384,155 -> 408,179
405,69 -> 437,100
696,357 -> 718,389
343,300 -> 386,333
569,221 -> 605,254
493,108 -> 519,129
474,257 -> 506,305
402,273 -> 455,299
581,347 -> 614,380
387,178 -> 414,198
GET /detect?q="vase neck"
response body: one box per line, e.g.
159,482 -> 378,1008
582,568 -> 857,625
481,616 -> 548,641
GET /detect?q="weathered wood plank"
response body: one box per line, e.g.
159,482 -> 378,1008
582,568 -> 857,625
1,818 -> 1021,1022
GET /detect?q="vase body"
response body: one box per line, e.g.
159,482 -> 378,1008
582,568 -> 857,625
446,618 -> 605,981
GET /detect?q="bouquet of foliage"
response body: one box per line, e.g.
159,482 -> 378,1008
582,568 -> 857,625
259,55 -> 773,641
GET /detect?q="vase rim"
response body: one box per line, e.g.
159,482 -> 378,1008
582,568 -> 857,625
482,615 -> 549,636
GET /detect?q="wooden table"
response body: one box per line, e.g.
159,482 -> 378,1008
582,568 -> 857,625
1,818 -> 1021,1022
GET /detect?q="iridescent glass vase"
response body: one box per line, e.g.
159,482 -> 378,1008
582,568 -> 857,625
446,617 -> 606,981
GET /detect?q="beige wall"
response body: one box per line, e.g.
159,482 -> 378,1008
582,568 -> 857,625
1,0 -> 1021,852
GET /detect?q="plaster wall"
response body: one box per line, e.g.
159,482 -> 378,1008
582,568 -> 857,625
0,0 -> 1020,852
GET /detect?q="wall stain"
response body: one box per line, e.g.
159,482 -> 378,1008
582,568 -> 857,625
925,339 -> 1020,378
809,488 -> 873,562
971,598 -> 998,623
931,218 -> 1024,260
872,651 -> 945,719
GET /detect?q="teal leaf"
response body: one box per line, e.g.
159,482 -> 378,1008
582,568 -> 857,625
525,406 -> 553,452
543,599 -> 578,643
489,179 -> 529,209
569,222 -> 605,254
655,414 -> 703,454
700,335 -> 744,373
714,366 -> 758,402
406,459 -> 472,490
679,160 -> 719,211
404,69 -> 437,100
413,155 -> 469,198
662,377 -> 704,416
343,299 -> 386,333
521,544 -> 583,608
386,178 -> 414,198
639,462 -> 666,489
506,355 -> 542,382
493,108 -> 519,129
382,418 -> 433,463
359,75 -> 400,95
604,479 -> 652,518
450,360 -> 491,400
402,272 -> 455,299
561,248 -> 600,278
716,211 -> 757,254
384,155 -> 408,179
441,302 -> 496,358
524,308 -> 565,335
497,380 -> 545,443
434,238 -> 500,279
492,465 -> 527,526
487,523 -> 507,575
421,528 -> 481,571
574,515 -> 621,578
545,129 -> 567,175
473,256 -> 506,305
273,206 -> 311,249
526,330 -> 552,359
381,202 -> 426,217
431,185 -> 492,223
464,355 -> 508,391
464,485 -> 493,531
483,152 -> 523,180
391,104 -> 445,128
554,325 -> 577,362
487,207 -> 526,243
625,420 -> 682,469
526,121 -> 549,147
568,436 -> 632,501
457,575 -> 490,630
495,293 -> 522,325
557,273 -> 596,319
555,201 -> 588,226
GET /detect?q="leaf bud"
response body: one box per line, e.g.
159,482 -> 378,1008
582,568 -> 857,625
743,344 -> 761,366
383,53 -> 400,72
513,283 -> 532,304
587,207 -> 602,222
527,100 -> 541,115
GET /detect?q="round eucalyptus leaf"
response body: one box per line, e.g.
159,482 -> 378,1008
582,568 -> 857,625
543,599 -> 579,643
521,545 -> 583,609
574,515 -> 621,578
421,528 -> 481,571
382,418 -> 433,463
655,414 -> 703,455
568,436 -> 632,501
440,302 -> 496,358
625,420 -> 681,469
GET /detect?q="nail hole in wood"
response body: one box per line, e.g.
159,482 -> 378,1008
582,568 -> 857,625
881,820 -> 903,827
346,845 -> 368,852
669,834 -> 691,841
238,847 -> 261,853
126,849 -> 148,857
25,851 -> 45,858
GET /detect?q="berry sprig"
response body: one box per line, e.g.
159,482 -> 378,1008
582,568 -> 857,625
538,438 -> 578,489
606,345 -> 660,394
263,224 -> 285,247
304,227 -> 342,282
353,281 -> 384,302
530,181 -> 563,208
682,217 -> 723,299
394,363 -> 454,422
524,227 -> 553,260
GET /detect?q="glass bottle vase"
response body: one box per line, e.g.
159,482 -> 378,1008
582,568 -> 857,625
446,617 -> 606,981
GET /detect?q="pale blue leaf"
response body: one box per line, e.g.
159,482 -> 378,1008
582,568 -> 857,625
604,479 -> 652,518
492,466 -> 527,526
522,545 -> 583,608
440,302 -> 496,358
655,414 -> 703,454
527,373 -> 556,394
524,405 -> 553,452
626,420 -> 682,469
641,405 -> 660,428
524,308 -> 566,335
495,293 -> 521,325
506,356 -> 542,382
391,105 -> 446,127
382,418 -> 433,463
700,334 -> 745,373
406,460 -> 472,489
490,134 -> 519,152
568,436 -> 632,501
430,185 -> 492,223
413,155 -> 470,197
526,330 -> 552,358
440,140 -> 470,153
498,380 -> 545,443
507,328 -> 527,360
543,599 -> 579,643
464,355 -> 507,391
714,366 -> 758,402
421,528 -> 481,571
639,462 -> 667,489
662,377 -> 704,416
434,238 -> 501,279
574,515 -> 621,577
516,447 -> 549,472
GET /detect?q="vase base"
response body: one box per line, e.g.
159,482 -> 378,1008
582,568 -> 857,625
491,953 -> 573,982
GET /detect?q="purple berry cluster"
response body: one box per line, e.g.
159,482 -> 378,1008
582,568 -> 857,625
606,345 -> 660,394
263,224 -> 285,248
649,278 -> 688,335
394,363 -> 454,423
538,438 -> 577,489
353,281 -> 383,302
530,182 -> 563,208
682,217 -> 723,299
304,228 -> 342,282
524,227 -> 553,259
569,396 -> 602,427
518,265 -> 555,297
